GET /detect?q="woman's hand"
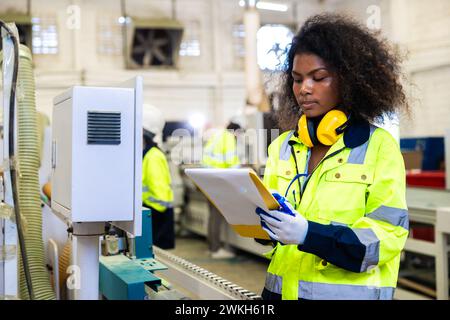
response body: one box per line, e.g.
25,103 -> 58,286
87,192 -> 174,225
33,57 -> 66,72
256,197 -> 309,245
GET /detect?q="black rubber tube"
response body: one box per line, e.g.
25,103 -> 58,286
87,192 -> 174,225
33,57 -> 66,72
0,20 -> 34,300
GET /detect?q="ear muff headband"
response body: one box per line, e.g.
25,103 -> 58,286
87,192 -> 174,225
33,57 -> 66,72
307,117 -> 320,146
297,110 -> 348,147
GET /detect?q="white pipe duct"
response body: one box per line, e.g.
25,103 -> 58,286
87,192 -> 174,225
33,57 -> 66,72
244,6 -> 270,112
244,7 -> 262,107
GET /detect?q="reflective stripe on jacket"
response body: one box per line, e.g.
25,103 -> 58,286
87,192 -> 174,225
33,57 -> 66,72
262,123 -> 409,300
142,146 -> 174,212
202,129 -> 240,168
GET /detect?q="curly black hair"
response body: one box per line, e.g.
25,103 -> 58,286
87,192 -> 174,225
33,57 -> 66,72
277,13 -> 409,131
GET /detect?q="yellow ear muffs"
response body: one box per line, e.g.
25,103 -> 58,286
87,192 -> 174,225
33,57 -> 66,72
316,110 -> 348,146
298,114 -> 314,148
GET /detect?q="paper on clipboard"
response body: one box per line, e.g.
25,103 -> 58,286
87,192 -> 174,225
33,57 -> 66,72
184,168 -> 280,240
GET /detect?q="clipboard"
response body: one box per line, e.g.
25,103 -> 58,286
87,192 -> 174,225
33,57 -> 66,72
184,168 -> 280,240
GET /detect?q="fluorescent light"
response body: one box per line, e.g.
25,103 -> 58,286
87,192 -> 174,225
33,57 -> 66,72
239,0 -> 257,7
118,16 -> 131,24
188,113 -> 206,129
239,1 -> 288,12
256,1 -> 288,12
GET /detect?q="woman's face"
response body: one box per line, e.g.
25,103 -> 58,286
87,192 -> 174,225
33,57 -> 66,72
292,53 -> 341,118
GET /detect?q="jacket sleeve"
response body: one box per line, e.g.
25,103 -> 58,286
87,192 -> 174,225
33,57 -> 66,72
262,142 -> 279,190
257,141 -> 280,247
299,133 -> 409,273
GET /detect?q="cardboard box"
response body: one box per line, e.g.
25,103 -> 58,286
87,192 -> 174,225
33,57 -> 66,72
402,150 -> 423,170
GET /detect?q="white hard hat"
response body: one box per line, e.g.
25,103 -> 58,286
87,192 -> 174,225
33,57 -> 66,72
142,104 -> 165,134
142,104 -> 165,146
229,114 -> 246,129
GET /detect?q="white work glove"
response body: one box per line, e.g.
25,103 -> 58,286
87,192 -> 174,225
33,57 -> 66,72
256,194 -> 309,245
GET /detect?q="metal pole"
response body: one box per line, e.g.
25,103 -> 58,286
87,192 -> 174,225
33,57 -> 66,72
244,2 -> 262,108
172,0 -> 177,20
121,0 -> 129,68
211,0 -> 223,126
27,0 -> 31,16
71,235 -> 101,300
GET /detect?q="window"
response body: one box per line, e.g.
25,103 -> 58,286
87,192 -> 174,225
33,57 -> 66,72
231,23 -> 245,69
232,23 -> 246,58
179,21 -> 201,57
232,23 -> 293,71
257,24 -> 293,71
97,16 -> 123,56
32,17 -> 58,54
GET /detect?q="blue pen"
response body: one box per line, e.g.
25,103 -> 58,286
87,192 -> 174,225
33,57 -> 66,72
272,193 -> 295,216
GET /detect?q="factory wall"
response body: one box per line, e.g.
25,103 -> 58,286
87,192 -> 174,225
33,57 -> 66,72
1,0 -> 450,138
1,0 -> 250,126
392,0 -> 450,138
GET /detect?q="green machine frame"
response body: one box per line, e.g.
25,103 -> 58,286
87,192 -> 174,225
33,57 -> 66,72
99,208 -> 167,300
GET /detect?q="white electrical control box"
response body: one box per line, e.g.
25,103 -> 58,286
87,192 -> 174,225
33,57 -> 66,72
51,77 -> 142,228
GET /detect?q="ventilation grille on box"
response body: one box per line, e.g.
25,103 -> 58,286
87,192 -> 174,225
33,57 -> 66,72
87,111 -> 121,145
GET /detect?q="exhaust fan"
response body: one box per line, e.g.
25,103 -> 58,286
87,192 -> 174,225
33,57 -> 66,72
126,18 -> 183,69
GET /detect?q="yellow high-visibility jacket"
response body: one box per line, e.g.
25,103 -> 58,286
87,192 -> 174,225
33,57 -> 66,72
262,122 -> 409,300
202,129 -> 240,168
142,146 -> 174,212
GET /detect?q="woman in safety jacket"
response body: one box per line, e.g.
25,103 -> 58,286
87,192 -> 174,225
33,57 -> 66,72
256,13 -> 410,300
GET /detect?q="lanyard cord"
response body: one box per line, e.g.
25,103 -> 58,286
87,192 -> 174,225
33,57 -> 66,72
285,145 -> 309,199
284,173 -> 308,198
289,145 -> 302,191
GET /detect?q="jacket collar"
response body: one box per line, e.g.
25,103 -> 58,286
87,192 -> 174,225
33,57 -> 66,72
342,119 -> 371,148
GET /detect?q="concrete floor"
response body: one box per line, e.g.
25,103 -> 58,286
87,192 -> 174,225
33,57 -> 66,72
164,232 -> 270,297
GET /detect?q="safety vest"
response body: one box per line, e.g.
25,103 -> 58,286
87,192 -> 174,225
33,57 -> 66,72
142,146 -> 174,212
202,129 -> 240,168
262,125 -> 409,300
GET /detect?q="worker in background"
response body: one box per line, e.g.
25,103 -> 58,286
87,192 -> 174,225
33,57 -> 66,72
202,119 -> 243,259
256,13 -> 409,300
142,104 -> 175,249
